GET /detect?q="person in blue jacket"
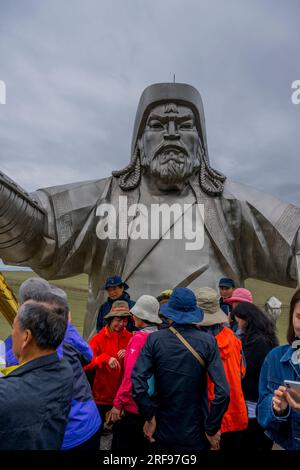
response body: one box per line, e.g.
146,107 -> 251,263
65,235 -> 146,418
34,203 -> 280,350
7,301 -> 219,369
96,275 -> 135,332
4,277 -> 101,450
257,288 -> 300,450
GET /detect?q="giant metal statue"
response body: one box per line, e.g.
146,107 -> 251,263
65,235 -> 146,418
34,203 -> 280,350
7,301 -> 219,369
1,83 -> 300,338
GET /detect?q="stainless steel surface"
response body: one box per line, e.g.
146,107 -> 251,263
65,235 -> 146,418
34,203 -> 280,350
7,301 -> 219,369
1,83 -> 300,339
0,171 -> 45,263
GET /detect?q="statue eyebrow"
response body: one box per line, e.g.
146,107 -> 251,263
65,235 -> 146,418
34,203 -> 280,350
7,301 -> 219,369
147,113 -> 194,123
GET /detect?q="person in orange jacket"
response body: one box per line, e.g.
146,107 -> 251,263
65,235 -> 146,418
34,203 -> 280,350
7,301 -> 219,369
84,300 -> 132,441
196,287 -> 248,450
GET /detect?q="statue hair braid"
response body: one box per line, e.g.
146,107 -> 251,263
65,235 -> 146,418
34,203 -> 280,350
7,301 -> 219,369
112,148 -> 142,191
113,145 -> 225,196
198,147 -> 226,196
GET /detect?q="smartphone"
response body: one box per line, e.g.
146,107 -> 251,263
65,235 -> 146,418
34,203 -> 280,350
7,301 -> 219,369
284,380 -> 300,391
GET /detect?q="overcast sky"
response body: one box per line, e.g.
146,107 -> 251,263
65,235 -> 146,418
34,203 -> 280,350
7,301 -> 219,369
0,0 -> 300,205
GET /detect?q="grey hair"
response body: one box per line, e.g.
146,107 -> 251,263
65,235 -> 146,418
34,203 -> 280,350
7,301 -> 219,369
112,142 -> 226,196
19,277 -> 68,304
18,302 -> 68,350
24,291 -> 69,318
19,277 -> 51,304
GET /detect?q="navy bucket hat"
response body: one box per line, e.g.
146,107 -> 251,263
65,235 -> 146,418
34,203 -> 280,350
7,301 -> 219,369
102,275 -> 129,291
160,287 -> 204,324
218,278 -> 235,288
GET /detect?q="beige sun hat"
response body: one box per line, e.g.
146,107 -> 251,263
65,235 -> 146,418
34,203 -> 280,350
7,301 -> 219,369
104,300 -> 131,320
195,287 -> 228,326
130,295 -> 162,324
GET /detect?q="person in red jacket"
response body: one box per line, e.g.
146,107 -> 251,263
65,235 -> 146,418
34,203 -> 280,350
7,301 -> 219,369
196,287 -> 248,450
108,295 -> 162,453
84,300 -> 132,440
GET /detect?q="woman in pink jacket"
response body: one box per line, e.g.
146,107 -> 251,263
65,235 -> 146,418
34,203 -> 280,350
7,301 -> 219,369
108,295 -> 161,453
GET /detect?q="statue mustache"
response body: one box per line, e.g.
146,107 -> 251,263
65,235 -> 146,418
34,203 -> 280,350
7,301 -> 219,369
152,142 -> 189,164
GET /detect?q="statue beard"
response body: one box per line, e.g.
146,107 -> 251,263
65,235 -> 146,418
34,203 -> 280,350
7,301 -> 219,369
141,144 -> 201,186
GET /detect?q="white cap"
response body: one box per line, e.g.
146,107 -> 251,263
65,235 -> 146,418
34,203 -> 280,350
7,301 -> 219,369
265,296 -> 282,309
264,296 -> 282,322
130,295 -> 162,324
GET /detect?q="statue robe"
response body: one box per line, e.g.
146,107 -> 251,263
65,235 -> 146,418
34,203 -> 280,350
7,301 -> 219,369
22,176 -> 300,338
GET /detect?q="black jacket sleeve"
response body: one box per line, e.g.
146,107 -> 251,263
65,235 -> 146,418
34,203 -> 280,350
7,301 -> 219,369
131,337 -> 156,421
242,336 -> 272,402
205,340 -> 230,436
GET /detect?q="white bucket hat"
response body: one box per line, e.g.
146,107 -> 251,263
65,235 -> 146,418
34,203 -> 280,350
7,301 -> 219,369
130,295 -> 162,324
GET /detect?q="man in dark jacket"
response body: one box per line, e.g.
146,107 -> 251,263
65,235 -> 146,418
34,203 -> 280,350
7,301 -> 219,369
219,278 -> 235,316
96,275 -> 135,332
0,302 -> 73,450
132,287 -> 230,452
4,277 -> 101,450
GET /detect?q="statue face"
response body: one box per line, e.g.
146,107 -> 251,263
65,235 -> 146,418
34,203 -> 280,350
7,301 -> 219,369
139,103 -> 201,188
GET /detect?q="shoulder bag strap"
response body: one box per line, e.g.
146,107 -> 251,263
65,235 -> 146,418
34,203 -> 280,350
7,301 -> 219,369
169,325 -> 206,368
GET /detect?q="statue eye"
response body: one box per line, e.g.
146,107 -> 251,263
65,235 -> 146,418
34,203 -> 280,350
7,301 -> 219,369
179,121 -> 194,130
148,120 -> 164,130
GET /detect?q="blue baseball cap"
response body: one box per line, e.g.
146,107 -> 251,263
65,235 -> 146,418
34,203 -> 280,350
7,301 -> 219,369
102,276 -> 129,291
160,287 -> 204,324
218,278 -> 235,288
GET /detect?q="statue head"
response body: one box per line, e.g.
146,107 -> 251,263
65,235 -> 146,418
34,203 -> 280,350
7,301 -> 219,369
138,102 -> 202,190
113,83 -> 225,195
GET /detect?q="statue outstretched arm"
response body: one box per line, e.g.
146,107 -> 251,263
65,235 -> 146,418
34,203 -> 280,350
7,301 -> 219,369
0,172 -> 46,264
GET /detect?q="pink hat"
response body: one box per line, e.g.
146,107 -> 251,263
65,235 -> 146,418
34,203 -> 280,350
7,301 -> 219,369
224,288 -> 253,304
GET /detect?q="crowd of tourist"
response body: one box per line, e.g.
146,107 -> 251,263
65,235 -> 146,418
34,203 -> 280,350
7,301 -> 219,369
0,274 -> 300,452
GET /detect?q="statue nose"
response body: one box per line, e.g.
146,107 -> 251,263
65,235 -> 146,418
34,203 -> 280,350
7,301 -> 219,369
163,120 -> 180,140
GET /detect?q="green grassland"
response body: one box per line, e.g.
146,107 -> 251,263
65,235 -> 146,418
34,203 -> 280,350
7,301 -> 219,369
0,272 -> 89,340
0,271 -> 295,343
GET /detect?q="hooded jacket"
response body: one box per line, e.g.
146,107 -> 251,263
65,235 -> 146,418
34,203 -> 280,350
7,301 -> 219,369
85,325 -> 132,405
206,325 -> 248,433
57,324 -> 101,449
